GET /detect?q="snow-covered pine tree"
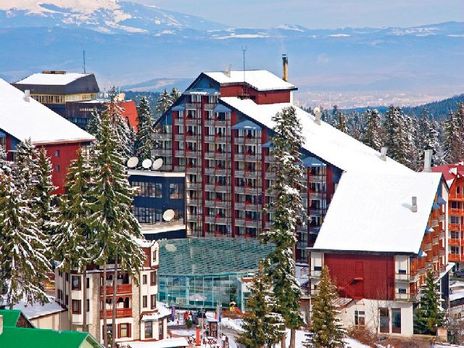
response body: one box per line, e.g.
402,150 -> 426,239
169,88 -> 181,105
416,111 -> 441,168
156,89 -> 173,116
414,270 -> 445,335
89,111 -> 144,347
383,106 -> 411,167
104,93 -> 135,158
0,167 -> 51,309
34,148 -> 58,242
443,105 -> 464,164
13,139 -> 40,199
87,108 -> 102,139
362,109 -> 383,151
260,106 -> 306,348
311,266 -> 345,348
135,97 -> 156,159
337,111 -> 348,134
53,148 -> 95,332
404,115 -> 420,170
237,261 -> 285,348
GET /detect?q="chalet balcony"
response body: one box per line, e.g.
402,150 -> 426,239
100,284 -> 132,295
449,238 -> 462,246
205,120 -> 227,127
450,208 -> 464,215
395,273 -> 416,283
205,184 -> 229,193
449,254 -> 462,262
264,171 -> 276,179
156,133 -> 171,141
174,118 -> 184,125
395,292 -> 414,301
100,308 -> 132,318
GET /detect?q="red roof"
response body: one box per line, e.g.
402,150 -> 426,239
118,100 -> 138,132
432,163 -> 464,183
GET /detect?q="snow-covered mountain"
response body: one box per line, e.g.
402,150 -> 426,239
0,0 -> 463,107
0,0 -> 224,34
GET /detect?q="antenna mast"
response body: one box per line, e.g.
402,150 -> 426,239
83,50 -> 86,73
241,46 -> 247,82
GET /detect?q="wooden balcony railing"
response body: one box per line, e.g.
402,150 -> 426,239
100,284 -> 132,295
100,308 -> 132,318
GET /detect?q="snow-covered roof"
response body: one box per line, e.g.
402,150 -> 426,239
15,72 -> 92,86
13,297 -> 65,320
312,171 -> 442,254
204,70 -> 296,91
0,78 -> 95,145
141,303 -> 171,321
220,97 -> 412,174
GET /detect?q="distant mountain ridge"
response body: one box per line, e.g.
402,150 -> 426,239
0,0 -> 463,107
342,94 -> 464,119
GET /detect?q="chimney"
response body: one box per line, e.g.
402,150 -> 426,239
24,90 -> 30,102
313,107 -> 322,125
423,149 -> 433,172
411,196 -> 418,212
380,147 -> 388,161
0,315 -> 3,335
282,54 -> 288,81
224,64 -> 232,78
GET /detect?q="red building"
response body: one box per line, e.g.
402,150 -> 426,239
433,163 -> 464,266
0,78 -> 95,193
309,171 -> 450,336
153,68 -> 411,263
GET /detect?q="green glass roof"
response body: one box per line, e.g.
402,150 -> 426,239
0,327 -> 95,348
0,309 -> 21,327
159,238 -> 274,276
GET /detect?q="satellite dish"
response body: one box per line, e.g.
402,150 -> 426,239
142,159 -> 153,169
127,157 -> 139,169
163,209 -> 175,222
152,158 -> 163,170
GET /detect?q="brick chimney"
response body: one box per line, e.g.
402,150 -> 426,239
282,54 -> 288,81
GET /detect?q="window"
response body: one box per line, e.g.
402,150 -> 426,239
119,323 -> 131,338
65,295 -> 69,306
150,271 -> 157,286
143,296 -> 148,308
143,274 -> 147,285
379,308 -> 389,333
152,250 -> 157,263
131,181 -> 163,198
159,319 -> 164,339
151,295 -> 156,309
72,300 -> 81,314
392,308 -> 401,334
71,276 -> 81,290
54,164 -> 61,172
86,299 -> 90,312
54,150 -> 60,157
169,183 -> 183,199
451,216 -> 460,224
398,288 -> 407,294
145,321 -> 153,339
86,277 -> 89,289
354,310 -> 365,326
451,246 -> 460,255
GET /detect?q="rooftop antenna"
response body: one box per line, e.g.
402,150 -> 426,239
82,50 -> 86,73
241,46 -> 247,97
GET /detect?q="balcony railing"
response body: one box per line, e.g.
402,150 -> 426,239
100,308 -> 132,318
100,284 -> 132,295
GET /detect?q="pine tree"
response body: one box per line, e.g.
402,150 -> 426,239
443,104 -> 464,164
414,270 -> 445,335
337,112 -> 348,134
104,94 -> 135,158
416,111 -> 441,168
0,168 -> 51,308
362,109 -> 383,151
89,111 -> 145,347
13,139 -> 40,199
169,88 -> 181,105
135,97 -> 156,159
260,106 -> 306,348
34,148 -> 58,241
237,261 -> 285,348
87,108 -> 102,138
311,266 -> 345,348
383,106 -> 410,167
156,89 -> 173,115
53,148 -> 95,332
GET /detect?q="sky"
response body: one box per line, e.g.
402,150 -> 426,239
134,0 -> 463,28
